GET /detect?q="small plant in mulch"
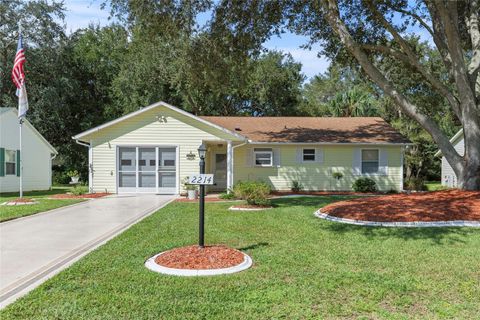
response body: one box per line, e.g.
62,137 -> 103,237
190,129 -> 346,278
233,181 -> 272,207
352,177 -> 377,193
71,185 -> 88,196
291,180 -> 304,193
219,191 -> 236,200
332,171 -> 344,180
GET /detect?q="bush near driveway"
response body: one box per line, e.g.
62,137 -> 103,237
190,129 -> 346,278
1,197 -> 479,319
233,181 -> 271,206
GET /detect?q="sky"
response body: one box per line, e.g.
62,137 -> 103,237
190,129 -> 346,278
63,0 -> 329,80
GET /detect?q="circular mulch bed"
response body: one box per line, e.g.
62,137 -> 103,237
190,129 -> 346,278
145,245 -> 253,276
155,245 -> 244,269
320,190 -> 480,223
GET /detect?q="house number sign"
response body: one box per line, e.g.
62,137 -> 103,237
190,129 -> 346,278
188,174 -> 214,185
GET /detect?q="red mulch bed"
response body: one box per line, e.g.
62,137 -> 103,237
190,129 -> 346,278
8,198 -> 35,203
50,193 -> 110,199
321,190 -> 480,222
155,245 -> 244,270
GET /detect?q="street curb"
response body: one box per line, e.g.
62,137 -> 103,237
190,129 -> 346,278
314,209 -> 480,228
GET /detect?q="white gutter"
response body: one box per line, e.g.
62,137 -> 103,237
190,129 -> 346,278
228,141 -> 248,192
74,139 -> 93,192
247,140 -> 413,146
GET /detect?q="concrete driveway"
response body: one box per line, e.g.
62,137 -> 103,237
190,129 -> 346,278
0,194 -> 174,307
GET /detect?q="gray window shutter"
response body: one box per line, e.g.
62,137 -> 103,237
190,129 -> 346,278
0,148 -> 4,177
273,148 -> 281,167
315,148 -> 324,163
296,148 -> 302,163
245,148 -> 253,167
379,149 -> 388,175
16,150 -> 21,176
353,148 -> 361,175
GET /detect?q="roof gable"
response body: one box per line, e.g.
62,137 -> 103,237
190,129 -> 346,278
73,101 -> 245,142
0,108 -> 57,154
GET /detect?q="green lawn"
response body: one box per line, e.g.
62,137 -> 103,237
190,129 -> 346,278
1,196 -> 479,319
0,186 -> 84,222
425,181 -> 446,191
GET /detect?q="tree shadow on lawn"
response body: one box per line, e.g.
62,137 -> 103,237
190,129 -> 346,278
321,221 -> 476,245
271,196 -> 358,208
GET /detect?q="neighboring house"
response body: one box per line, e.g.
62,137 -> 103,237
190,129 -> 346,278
0,108 -> 58,193
435,129 -> 464,188
72,101 -> 410,194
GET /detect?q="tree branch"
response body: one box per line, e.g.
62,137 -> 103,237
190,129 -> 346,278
433,1 -> 478,116
321,0 -> 463,173
365,0 -> 462,120
466,0 -> 480,81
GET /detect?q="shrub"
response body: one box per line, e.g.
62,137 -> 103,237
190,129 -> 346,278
291,180 -> 303,193
405,177 -> 427,191
219,192 -> 236,200
233,181 -> 271,206
352,177 -> 377,192
67,170 -> 79,178
72,185 -> 88,196
332,172 -> 344,180
53,171 -> 71,185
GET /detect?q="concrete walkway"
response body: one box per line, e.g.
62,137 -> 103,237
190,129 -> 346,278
0,194 -> 174,307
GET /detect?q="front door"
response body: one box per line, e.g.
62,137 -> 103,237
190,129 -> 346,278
213,153 -> 227,191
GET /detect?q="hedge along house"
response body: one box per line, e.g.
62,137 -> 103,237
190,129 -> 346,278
72,101 -> 411,195
0,107 -> 58,192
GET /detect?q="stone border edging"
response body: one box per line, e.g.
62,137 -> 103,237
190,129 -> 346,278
145,251 -> 253,276
228,206 -> 274,211
314,209 -> 480,228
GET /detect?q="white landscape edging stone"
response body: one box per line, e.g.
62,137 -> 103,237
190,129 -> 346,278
228,206 -> 274,211
314,209 -> 480,228
1,201 -> 39,206
145,251 -> 253,276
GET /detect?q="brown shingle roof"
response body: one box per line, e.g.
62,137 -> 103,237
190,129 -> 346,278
201,116 -> 410,144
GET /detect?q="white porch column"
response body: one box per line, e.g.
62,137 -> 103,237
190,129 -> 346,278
88,140 -> 93,193
227,140 -> 233,192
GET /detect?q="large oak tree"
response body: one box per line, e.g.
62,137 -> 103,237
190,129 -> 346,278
215,0 -> 480,190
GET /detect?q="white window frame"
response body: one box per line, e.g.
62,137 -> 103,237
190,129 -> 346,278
5,149 -> 17,176
254,148 -> 273,167
302,148 -> 316,162
361,149 -> 380,175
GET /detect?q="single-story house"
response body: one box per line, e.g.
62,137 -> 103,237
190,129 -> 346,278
435,129 -> 464,188
72,101 -> 410,194
0,107 -> 58,193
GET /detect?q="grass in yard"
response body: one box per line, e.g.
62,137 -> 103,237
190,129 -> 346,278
425,181 -> 446,191
0,186 -> 83,222
1,196 -> 479,319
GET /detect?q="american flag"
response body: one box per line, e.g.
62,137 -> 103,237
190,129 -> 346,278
12,32 -> 28,118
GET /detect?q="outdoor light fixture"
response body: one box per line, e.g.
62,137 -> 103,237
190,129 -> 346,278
197,143 -> 207,159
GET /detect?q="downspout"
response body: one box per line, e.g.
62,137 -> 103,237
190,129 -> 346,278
50,152 -> 57,190
74,139 -> 93,193
230,141 -> 248,192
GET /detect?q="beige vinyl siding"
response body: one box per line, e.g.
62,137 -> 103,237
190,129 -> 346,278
0,110 -> 54,192
233,144 -> 403,192
90,105 -> 236,193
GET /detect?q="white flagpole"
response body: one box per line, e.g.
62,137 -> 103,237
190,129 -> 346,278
19,118 -> 23,198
